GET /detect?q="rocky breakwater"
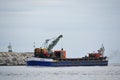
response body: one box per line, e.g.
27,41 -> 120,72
0,52 -> 34,66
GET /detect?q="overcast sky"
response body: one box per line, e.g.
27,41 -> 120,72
0,0 -> 120,63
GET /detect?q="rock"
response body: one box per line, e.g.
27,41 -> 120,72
0,52 -> 34,66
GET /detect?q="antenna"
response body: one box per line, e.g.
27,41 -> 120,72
8,43 -> 13,52
33,42 -> 36,49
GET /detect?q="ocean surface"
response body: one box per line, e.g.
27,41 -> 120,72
0,64 -> 120,80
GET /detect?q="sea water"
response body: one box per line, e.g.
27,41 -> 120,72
0,64 -> 120,80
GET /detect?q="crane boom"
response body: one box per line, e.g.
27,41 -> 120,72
47,35 -> 63,52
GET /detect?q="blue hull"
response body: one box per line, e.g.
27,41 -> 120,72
27,60 -> 108,67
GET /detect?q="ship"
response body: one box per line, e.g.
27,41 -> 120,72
27,35 -> 108,66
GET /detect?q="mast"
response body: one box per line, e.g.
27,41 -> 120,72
8,43 -> 13,52
101,44 -> 105,56
98,44 -> 105,56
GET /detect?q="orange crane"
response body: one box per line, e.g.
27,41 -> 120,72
34,35 -> 66,59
